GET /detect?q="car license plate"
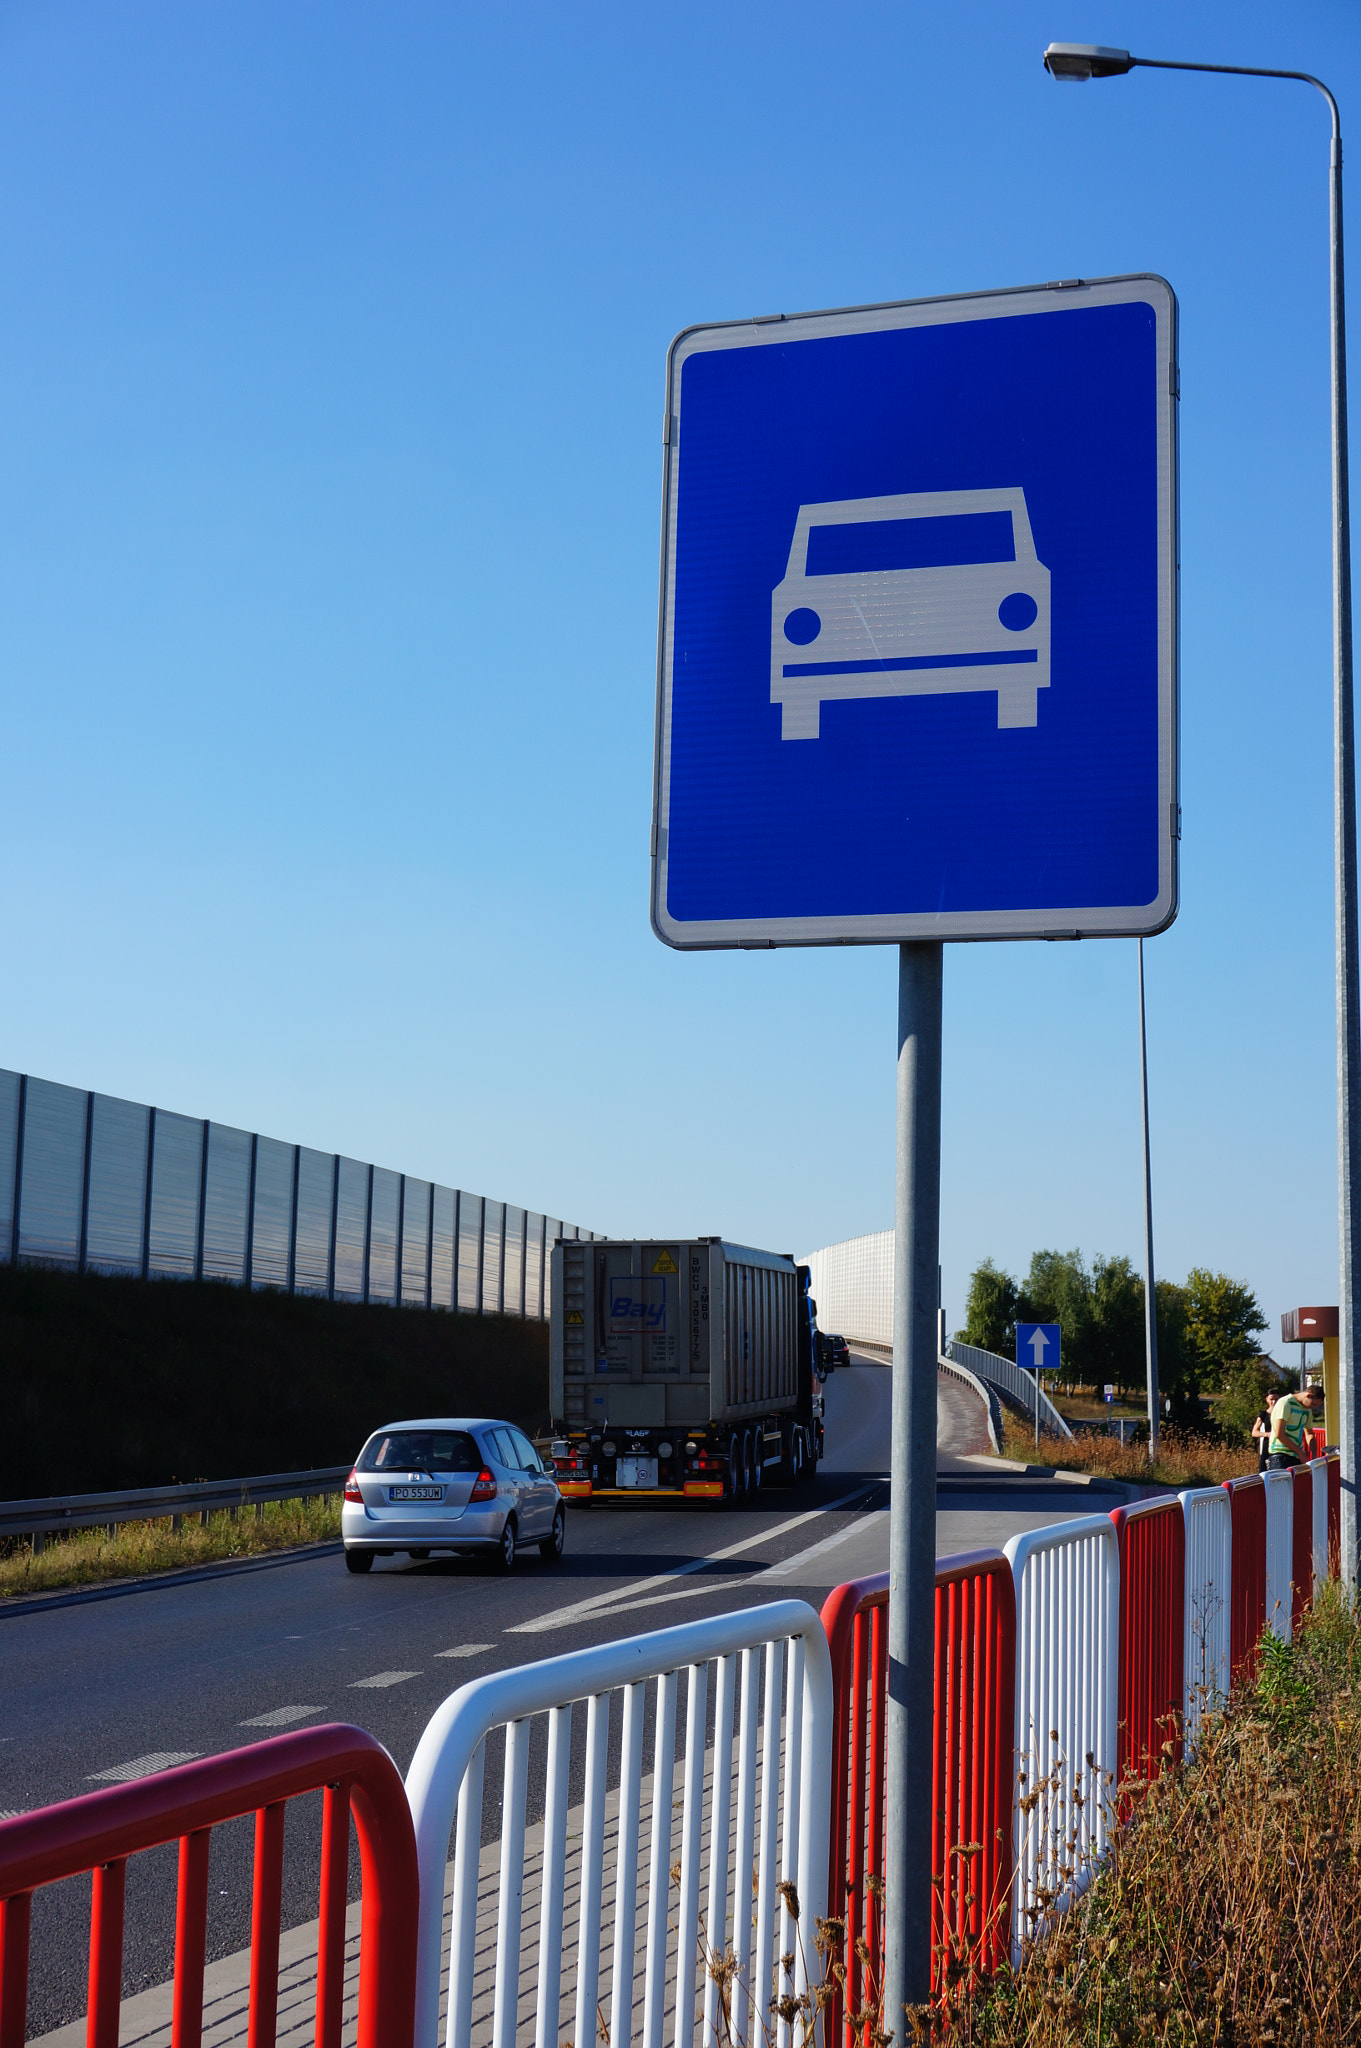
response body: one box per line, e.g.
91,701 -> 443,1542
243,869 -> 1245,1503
616,1457 -> 658,1489
388,1485 -> 443,1503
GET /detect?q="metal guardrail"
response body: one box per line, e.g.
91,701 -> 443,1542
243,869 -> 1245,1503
946,1337 -> 1074,1440
936,1350 -> 1004,1454
0,1467 -> 350,1550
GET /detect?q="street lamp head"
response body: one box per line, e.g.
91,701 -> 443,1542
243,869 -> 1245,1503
1043,43 -> 1134,82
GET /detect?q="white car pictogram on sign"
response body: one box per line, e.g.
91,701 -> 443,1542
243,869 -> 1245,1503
770,487 -> 1051,740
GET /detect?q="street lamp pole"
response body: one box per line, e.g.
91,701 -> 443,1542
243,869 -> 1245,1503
1043,43 -> 1361,1587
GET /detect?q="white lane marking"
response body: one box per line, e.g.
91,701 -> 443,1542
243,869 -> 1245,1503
349,1671 -> 421,1689
88,1752 -> 199,1782
436,1644 -> 493,1659
522,1578 -> 748,1632
507,1486 -> 875,1635
0,1810 -> 22,1821
749,1510 -> 889,1582
239,1705 -> 324,1728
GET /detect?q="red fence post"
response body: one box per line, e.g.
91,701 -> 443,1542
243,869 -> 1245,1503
1223,1474 -> 1267,1689
316,1782 -> 351,2048
1109,1498 -> 1186,1787
86,1858 -> 126,2048
172,1828 -> 211,2048
248,1802 -> 287,2048
0,1892 -> 30,2048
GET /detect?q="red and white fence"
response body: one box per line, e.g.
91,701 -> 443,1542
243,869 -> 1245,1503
1,1450 -> 1342,2045
822,1450 -> 1341,1988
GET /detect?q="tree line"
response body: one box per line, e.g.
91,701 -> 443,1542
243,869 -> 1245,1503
958,1250 -> 1272,1434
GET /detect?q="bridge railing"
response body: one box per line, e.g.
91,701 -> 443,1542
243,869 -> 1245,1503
945,1338 -> 1074,1440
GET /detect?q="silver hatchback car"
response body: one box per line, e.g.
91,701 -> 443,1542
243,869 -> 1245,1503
341,1417 -> 564,1575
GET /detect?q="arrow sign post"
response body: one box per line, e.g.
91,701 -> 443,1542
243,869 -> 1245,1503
1016,1323 -> 1061,1446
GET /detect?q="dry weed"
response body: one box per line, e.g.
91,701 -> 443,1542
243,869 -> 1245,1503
1002,1416 -> 1259,1489
930,1578 -> 1361,2044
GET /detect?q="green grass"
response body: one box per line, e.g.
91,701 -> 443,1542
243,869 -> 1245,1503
2,1260 -> 550,1497
0,1496 -> 342,1599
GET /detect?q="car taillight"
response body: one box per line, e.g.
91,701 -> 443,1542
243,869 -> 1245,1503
343,1470 -> 363,1503
469,1468 -> 497,1503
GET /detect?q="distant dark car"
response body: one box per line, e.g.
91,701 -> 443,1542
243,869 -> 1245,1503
823,1334 -> 850,1371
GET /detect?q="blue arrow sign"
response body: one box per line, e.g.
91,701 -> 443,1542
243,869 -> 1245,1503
1016,1322 -> 1061,1374
651,276 -> 1178,948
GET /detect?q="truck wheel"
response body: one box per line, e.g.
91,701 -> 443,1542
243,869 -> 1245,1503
726,1434 -> 744,1500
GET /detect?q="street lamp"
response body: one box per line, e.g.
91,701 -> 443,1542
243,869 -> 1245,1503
1043,41 -> 1360,1584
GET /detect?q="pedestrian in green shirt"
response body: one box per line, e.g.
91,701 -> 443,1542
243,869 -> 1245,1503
1267,1384 -> 1325,1469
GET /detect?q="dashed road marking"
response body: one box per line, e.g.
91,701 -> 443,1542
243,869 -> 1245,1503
87,1752 -> 199,1782
0,1810 -> 21,1821
436,1644 -> 492,1659
239,1705 -> 324,1728
349,1671 -> 420,1689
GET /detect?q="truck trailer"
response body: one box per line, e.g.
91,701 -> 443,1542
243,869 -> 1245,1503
548,1236 -> 827,1500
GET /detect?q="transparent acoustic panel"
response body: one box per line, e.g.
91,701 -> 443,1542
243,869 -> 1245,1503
544,1221 -> 562,1317
147,1112 -> 203,1280
431,1186 -> 455,1309
18,1077 -> 87,1266
86,1094 -> 150,1273
524,1213 -> 544,1321
0,1070 -> 20,1259
503,1205 -> 525,1318
457,1194 -> 482,1311
202,1125 -> 252,1284
368,1167 -> 400,1305
333,1158 -> 369,1301
483,1199 -> 505,1314
252,1137 -> 294,1290
401,1178 -> 431,1307
294,1148 -> 334,1297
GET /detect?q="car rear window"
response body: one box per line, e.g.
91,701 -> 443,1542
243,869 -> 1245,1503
357,1430 -> 481,1474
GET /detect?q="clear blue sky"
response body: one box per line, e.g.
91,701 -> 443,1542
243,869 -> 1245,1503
1,0 -> 1356,1340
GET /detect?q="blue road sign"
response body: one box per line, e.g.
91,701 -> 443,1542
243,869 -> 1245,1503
651,276 -> 1178,947
1016,1323 -> 1061,1375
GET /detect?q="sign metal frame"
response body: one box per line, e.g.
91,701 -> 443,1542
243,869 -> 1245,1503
651,274 -> 1179,950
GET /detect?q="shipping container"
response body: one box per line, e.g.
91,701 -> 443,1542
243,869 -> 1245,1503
548,1236 -> 827,1500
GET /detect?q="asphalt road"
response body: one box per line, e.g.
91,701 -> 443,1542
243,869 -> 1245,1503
2,1361 -> 1098,2033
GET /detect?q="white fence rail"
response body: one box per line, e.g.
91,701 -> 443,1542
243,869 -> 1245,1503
404,1599 -> 832,2048
1314,1459 -> 1330,1587
1004,1514 -> 1119,1963
1264,1471 -> 1294,1643
1179,1484 -> 1231,1752
947,1338 -> 1074,1440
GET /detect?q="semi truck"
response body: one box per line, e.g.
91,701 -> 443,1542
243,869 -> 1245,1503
547,1236 -> 829,1501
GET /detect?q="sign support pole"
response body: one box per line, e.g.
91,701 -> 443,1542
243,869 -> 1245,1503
1138,937 -> 1161,1459
884,940 -> 942,2032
